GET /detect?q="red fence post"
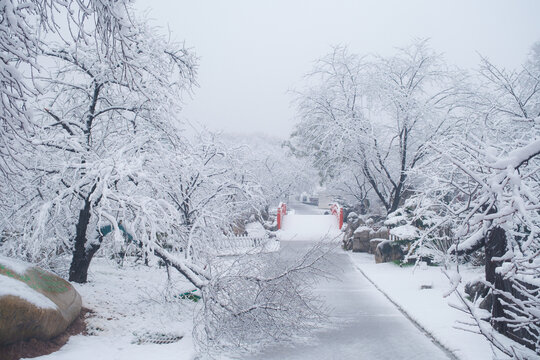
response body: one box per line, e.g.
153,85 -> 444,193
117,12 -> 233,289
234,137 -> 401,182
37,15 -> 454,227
330,203 -> 344,229
277,202 -> 287,230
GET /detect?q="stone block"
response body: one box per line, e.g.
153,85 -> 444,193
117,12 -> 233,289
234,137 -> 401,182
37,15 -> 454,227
369,238 -> 384,254
375,241 -> 404,263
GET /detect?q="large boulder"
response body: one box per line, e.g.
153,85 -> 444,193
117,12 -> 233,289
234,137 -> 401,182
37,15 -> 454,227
342,215 -> 363,251
369,238 -> 385,254
370,227 -> 389,241
0,256 -> 82,345
375,240 -> 404,263
352,226 -> 371,252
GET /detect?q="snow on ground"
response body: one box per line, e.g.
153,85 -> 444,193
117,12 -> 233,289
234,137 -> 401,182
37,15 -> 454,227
277,214 -> 342,242
349,252 -> 505,360
245,221 -> 267,237
32,258 -> 198,360
30,334 -> 193,360
240,241 -> 451,360
12,213 -> 510,360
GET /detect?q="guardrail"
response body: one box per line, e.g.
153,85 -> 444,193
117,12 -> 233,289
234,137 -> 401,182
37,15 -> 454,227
277,202 -> 287,229
330,203 -> 344,229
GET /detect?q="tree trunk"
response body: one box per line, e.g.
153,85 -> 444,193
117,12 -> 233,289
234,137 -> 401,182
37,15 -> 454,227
389,189 -> 402,214
485,227 -> 539,352
485,227 -> 507,335
69,199 -> 93,283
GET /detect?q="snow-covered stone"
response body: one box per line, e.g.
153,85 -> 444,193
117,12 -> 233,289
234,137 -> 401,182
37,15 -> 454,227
389,224 -> 419,240
0,256 -> 82,345
375,240 -> 404,263
369,238 -> 385,254
354,225 -> 372,234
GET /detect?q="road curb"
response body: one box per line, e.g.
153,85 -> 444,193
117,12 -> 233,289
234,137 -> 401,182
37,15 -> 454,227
350,258 -> 460,360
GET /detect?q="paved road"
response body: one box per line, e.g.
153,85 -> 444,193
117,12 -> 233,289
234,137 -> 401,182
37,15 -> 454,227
243,202 -> 450,360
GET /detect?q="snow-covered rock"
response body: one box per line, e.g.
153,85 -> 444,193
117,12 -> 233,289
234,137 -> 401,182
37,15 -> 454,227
375,240 -> 404,263
354,225 -> 372,234
389,224 -> 420,240
0,256 -> 82,345
369,238 -> 385,254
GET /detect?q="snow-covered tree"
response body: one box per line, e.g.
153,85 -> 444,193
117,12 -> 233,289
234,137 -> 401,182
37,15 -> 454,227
162,131 -> 266,263
0,0 -> 139,174
408,43 -> 540,357
292,40 -> 467,214
0,4 -> 342,354
1,16 -> 196,282
193,243 -> 329,354
224,133 -> 318,214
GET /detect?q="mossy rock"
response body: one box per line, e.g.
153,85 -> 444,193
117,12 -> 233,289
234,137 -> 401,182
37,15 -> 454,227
0,257 -> 82,345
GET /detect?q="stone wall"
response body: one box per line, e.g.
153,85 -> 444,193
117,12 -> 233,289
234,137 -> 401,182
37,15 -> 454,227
351,226 -> 389,254
342,214 -> 406,263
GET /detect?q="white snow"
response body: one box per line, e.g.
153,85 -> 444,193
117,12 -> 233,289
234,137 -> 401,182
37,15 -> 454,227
492,138 -> 540,169
246,221 -> 267,237
389,224 -> 419,240
0,255 -> 33,275
33,258 -> 197,360
30,335 -> 194,360
3,211 -> 521,360
353,225 -> 371,233
277,214 -> 341,242
349,252 -> 505,360
384,214 -> 406,226
2,216 -> 519,360
0,275 -> 57,310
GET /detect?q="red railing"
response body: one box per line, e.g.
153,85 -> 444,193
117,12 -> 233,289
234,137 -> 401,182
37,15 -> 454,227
330,203 -> 344,229
277,202 -> 287,229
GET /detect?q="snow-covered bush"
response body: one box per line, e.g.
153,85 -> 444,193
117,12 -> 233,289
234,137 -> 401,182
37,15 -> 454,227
384,198 -> 454,265
194,246 -> 329,354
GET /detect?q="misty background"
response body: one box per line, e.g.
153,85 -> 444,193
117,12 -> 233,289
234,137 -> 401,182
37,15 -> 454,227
136,0 -> 540,138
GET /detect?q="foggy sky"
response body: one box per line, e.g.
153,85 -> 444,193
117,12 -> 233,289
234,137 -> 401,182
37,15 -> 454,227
135,0 -> 540,138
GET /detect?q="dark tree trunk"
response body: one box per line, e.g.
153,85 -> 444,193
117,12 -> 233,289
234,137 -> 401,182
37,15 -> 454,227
485,227 -> 507,334
389,187 -> 402,214
454,225 -> 538,352
486,227 -> 538,352
69,198 -> 95,283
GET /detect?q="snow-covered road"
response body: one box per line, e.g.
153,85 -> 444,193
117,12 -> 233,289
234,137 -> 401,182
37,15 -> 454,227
286,200 -> 327,215
242,203 -> 451,360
